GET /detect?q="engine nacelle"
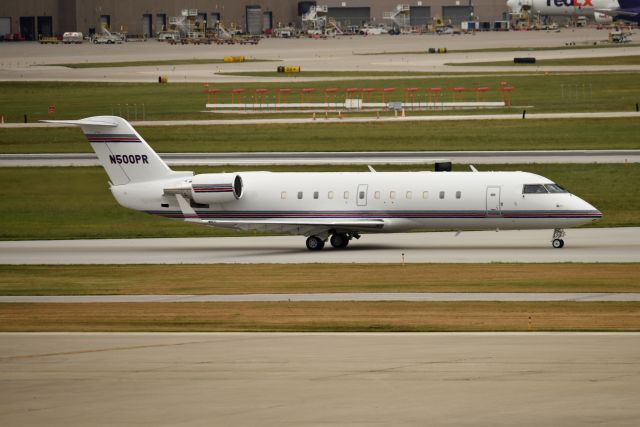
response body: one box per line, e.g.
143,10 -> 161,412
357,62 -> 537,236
190,173 -> 243,204
594,12 -> 613,24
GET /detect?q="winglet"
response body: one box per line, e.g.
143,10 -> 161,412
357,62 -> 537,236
41,118 -> 118,127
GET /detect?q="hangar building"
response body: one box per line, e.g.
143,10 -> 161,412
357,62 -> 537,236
0,0 -> 508,40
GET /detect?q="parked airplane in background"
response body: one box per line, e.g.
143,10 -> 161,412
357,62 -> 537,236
507,0 -> 640,23
45,116 -> 601,250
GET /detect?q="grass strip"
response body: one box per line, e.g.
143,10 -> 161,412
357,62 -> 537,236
1,264 -> 638,296
1,72 -> 639,122
50,58 -> 274,69
0,163 -> 637,240
3,118 -> 640,153
448,55 -> 640,67
1,301 -> 638,332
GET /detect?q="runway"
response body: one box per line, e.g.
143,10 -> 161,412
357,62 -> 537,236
1,332 -> 639,426
2,149 -> 638,167
2,292 -> 639,303
1,227 -> 638,264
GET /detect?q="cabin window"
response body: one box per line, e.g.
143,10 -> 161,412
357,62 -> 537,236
313,191 -> 319,199
406,191 -> 412,199
281,191 -> 287,199
161,203 -> 169,208
523,184 -> 548,194
456,191 -> 462,199
422,191 -> 429,199
545,184 -> 568,193
328,191 -> 334,199
374,191 -> 380,199
439,191 -> 445,199
297,191 -> 303,199
390,191 -> 396,199
343,191 -> 349,199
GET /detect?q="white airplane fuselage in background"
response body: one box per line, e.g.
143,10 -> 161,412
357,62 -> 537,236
507,0 -> 619,22
47,116 -> 601,250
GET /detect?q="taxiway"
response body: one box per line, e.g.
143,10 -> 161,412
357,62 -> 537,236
1,149 -> 638,167
1,227 -> 638,264
1,332 -> 638,426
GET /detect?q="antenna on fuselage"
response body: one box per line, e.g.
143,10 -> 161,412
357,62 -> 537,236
367,165 -> 377,173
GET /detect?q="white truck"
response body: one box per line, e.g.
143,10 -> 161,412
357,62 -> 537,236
62,32 -> 83,44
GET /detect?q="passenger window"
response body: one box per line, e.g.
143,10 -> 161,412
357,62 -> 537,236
328,191 -> 334,199
374,191 -> 380,199
422,191 -> 429,199
281,191 -> 287,200
406,191 -> 412,199
297,191 -> 303,199
343,191 -> 349,199
313,191 -> 319,199
390,191 -> 396,199
456,191 -> 461,199
439,191 -> 445,199
523,184 -> 548,194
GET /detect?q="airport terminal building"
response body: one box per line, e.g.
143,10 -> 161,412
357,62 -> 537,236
0,0 -> 508,40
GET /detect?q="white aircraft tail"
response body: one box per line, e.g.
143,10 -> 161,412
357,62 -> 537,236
43,116 -> 174,185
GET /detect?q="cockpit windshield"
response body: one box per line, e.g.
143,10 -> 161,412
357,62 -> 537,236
523,184 -> 548,194
544,184 -> 568,193
523,184 -> 568,194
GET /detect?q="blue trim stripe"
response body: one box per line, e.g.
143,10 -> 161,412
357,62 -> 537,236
86,133 -> 141,143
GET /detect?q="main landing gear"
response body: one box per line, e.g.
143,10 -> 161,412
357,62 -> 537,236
306,233 -> 356,251
551,228 -> 566,249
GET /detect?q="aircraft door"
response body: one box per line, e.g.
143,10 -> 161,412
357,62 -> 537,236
357,184 -> 368,207
486,186 -> 501,216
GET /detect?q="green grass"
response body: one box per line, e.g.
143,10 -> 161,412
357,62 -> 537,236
448,55 -> 640,67
2,118 -> 640,153
50,58 -> 275,68
358,43 -> 640,55
0,163 -> 637,240
1,264 -> 637,296
1,72 -> 639,122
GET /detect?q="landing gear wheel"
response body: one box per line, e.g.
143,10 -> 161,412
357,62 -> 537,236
551,228 -> 566,249
306,236 -> 325,251
330,233 -> 350,249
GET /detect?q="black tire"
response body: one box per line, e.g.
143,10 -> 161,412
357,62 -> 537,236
552,239 -> 564,249
306,236 -> 325,251
330,233 -> 349,249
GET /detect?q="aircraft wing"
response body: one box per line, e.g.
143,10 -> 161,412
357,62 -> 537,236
172,194 -> 385,235
199,218 -> 385,235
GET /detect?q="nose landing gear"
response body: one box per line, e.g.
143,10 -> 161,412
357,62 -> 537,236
551,228 -> 565,249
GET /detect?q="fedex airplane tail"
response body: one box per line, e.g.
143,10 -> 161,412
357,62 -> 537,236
44,116 -> 175,185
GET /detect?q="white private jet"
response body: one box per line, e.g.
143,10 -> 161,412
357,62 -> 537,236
46,116 -> 602,250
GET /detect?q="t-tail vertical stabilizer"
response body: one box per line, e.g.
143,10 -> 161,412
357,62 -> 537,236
43,116 -> 176,185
